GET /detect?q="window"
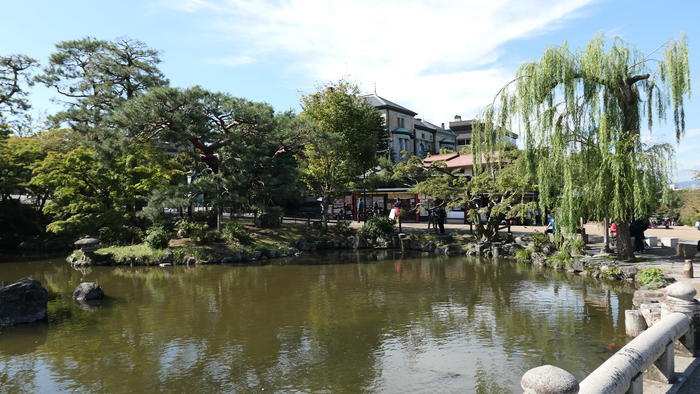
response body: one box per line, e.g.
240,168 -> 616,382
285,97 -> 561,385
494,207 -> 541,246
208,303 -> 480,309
397,117 -> 405,129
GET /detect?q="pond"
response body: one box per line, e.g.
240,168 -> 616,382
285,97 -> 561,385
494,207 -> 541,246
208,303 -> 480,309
0,251 -> 632,393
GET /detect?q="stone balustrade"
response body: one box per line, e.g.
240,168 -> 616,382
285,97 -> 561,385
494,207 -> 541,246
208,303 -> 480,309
521,282 -> 700,394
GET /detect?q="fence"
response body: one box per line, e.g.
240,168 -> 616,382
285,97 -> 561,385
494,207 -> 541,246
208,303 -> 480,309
521,281 -> 700,394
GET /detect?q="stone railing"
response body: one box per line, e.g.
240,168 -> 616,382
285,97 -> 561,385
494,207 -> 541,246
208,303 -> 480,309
521,282 -> 700,394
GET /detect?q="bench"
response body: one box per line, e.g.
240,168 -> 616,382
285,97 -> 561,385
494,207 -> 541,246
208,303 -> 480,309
661,237 -> 678,248
645,235 -> 658,247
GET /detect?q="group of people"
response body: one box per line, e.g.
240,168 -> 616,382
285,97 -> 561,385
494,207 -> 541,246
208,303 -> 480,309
426,205 -> 447,234
609,219 -> 649,253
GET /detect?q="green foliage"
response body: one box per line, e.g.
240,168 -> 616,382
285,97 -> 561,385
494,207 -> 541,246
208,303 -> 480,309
600,265 -> 624,280
678,189 -> 700,226
0,136 -> 44,201
144,226 -> 170,249
97,225 -> 144,246
176,221 -> 218,244
358,216 -> 395,239
96,243 -> 165,262
333,220 -> 355,236
176,220 -> 200,236
298,80 -> 385,226
515,248 -> 532,264
638,268 -> 665,286
181,221 -> 219,245
562,238 -> 586,255
30,145 -> 176,237
0,54 -> 37,127
394,150 -> 534,242
37,36 -> 167,139
222,222 -> 252,245
114,86 -> 304,219
0,200 -> 44,248
547,250 -> 573,270
531,233 -> 549,252
474,34 -> 691,260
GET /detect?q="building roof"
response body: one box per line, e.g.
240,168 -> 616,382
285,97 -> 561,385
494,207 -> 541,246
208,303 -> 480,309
415,118 -> 440,131
363,93 -> 417,116
423,152 -> 502,170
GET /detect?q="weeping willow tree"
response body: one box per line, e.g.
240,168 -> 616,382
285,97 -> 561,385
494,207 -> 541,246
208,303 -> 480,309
473,34 -> 691,260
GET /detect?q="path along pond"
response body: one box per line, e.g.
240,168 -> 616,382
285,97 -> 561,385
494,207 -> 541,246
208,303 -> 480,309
1,250 -> 633,393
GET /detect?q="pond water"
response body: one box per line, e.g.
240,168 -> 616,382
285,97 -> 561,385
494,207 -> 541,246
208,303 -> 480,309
0,251 -> 632,393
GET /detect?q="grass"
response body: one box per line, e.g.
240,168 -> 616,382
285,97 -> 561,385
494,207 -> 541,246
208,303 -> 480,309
96,244 -> 165,261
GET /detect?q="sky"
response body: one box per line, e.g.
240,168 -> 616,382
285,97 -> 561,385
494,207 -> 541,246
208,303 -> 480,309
1,0 -> 699,181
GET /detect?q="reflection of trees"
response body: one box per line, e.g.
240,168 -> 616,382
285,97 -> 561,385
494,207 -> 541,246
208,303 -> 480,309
0,253 -> 634,392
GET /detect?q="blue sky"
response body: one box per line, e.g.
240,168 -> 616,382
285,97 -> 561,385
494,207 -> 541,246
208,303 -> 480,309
2,0 -> 699,181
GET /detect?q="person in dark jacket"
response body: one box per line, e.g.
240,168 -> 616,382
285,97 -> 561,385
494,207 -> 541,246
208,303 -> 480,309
630,219 -> 646,253
435,206 -> 447,234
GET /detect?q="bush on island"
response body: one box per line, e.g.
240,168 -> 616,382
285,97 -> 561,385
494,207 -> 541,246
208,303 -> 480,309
358,216 -> 395,240
144,226 -> 170,249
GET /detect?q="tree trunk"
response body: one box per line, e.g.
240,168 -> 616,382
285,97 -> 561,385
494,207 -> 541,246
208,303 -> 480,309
321,197 -> 331,229
616,221 -> 635,261
603,218 -> 611,253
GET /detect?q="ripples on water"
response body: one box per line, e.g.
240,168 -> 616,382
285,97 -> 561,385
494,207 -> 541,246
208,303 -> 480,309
0,251 -> 633,393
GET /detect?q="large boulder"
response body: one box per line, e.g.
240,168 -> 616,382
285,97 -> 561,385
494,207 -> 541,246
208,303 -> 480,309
72,282 -> 104,302
0,278 -> 49,326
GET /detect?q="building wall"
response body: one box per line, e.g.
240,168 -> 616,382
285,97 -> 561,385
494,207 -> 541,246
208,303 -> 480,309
414,128 -> 434,158
387,110 -> 414,131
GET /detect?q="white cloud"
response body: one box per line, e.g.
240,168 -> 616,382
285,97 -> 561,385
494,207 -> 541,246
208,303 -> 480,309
163,0 -> 595,122
206,55 -> 255,66
685,128 -> 700,138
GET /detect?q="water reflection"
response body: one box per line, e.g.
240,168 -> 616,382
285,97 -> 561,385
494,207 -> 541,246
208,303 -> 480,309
0,252 -> 633,393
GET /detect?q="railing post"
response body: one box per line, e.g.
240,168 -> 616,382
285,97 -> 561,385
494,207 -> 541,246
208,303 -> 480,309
661,282 -> 700,356
625,310 -> 647,337
627,372 -> 643,394
521,365 -> 579,394
647,341 -> 675,383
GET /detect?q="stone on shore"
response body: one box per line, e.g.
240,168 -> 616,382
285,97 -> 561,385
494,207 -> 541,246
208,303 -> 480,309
521,365 -> 579,394
0,278 -> 49,326
73,282 -> 104,302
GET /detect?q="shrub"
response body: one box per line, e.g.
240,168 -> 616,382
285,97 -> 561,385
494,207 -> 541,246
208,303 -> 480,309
222,222 -> 252,245
333,220 -> 354,236
547,250 -> 572,270
254,206 -> 284,228
515,248 -> 532,263
144,226 -> 170,249
176,220 -> 215,243
531,233 -> 549,252
562,238 -> 586,255
176,220 -> 200,236
98,225 -> 144,246
358,216 -> 395,240
638,268 -> 665,286
600,265 -> 623,280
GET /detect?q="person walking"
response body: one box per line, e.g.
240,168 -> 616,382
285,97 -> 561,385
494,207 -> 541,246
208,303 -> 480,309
545,215 -> 556,234
695,219 -> 700,231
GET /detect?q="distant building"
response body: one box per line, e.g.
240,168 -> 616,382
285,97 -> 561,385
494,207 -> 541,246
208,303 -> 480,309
363,93 -> 457,162
449,115 -> 518,151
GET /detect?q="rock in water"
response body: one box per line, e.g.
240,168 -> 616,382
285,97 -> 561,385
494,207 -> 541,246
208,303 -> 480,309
73,282 -> 105,302
0,278 -> 49,326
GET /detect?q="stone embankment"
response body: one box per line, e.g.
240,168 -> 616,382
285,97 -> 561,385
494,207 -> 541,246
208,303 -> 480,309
64,232 -> 663,291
